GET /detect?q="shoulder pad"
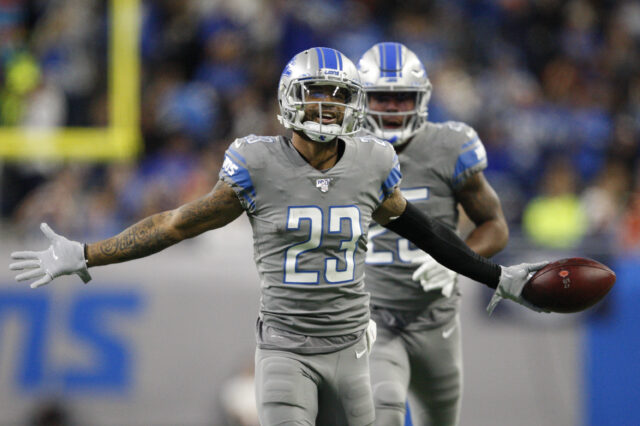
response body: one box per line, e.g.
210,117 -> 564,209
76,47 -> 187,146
352,135 -> 396,155
233,134 -> 278,148
438,121 -> 477,141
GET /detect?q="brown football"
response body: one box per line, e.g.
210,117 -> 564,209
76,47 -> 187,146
521,257 -> 616,313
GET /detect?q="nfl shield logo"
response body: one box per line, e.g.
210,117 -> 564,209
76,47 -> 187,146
316,178 -> 331,193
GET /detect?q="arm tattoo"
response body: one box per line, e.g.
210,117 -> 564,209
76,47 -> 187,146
176,181 -> 242,230
87,181 -> 243,267
88,212 -> 180,266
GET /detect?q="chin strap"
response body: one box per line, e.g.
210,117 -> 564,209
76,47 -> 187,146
302,121 -> 341,142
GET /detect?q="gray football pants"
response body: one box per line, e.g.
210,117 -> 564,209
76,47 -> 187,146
255,336 -> 375,426
370,314 -> 462,426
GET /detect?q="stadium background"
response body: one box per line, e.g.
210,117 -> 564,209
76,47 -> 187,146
1,0 -> 639,424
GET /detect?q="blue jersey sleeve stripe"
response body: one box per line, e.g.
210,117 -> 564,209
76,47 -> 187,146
461,136 -> 479,150
453,146 -> 485,181
227,148 -> 247,164
392,153 -> 400,169
242,194 -> 255,211
382,166 -> 402,196
221,154 -> 256,197
321,47 -> 338,69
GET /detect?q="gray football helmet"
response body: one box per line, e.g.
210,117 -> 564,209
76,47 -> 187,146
358,42 -> 432,146
278,47 -> 364,142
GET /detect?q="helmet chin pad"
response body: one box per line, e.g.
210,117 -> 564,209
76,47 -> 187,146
380,129 -> 405,145
379,128 -> 418,146
302,121 -> 340,142
366,115 -> 423,146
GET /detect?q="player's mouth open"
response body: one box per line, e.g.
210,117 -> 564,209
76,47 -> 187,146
382,121 -> 402,129
321,113 -> 337,124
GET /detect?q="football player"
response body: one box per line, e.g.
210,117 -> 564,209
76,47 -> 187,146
10,47 -> 543,426
358,42 -> 509,426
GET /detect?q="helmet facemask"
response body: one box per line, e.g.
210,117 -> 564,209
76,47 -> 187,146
364,86 -> 430,146
280,80 -> 364,142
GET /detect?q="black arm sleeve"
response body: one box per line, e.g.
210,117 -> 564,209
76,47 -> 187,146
383,202 -> 501,288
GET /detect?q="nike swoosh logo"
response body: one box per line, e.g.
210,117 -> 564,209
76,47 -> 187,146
355,347 -> 367,359
442,325 -> 456,339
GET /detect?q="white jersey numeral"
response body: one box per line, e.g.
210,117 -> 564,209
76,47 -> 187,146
366,188 -> 428,265
284,207 -> 323,284
326,206 -> 362,283
365,225 -> 393,264
397,237 -> 426,263
284,206 -> 362,284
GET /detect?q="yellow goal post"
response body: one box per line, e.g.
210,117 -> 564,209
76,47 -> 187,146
0,0 -> 141,162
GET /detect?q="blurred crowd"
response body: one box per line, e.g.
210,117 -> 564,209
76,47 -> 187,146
1,0 -> 639,257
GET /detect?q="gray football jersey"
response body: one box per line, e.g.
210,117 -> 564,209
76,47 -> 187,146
219,134 -> 401,340
364,121 -> 487,314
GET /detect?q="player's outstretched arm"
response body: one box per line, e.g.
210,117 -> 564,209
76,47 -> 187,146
10,180 -> 243,288
373,188 -> 548,313
86,180 -> 243,267
373,188 -> 500,286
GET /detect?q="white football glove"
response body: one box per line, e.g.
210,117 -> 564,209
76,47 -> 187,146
9,223 -> 91,288
411,254 -> 457,297
486,261 -> 549,315
365,319 -> 377,353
